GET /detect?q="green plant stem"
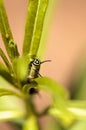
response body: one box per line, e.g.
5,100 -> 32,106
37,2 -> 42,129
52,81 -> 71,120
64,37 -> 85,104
0,62 -> 13,83
0,48 -> 12,72
23,115 -> 39,130
0,0 -> 19,61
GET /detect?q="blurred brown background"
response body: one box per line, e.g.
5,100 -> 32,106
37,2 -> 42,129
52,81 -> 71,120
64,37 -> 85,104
0,0 -> 86,130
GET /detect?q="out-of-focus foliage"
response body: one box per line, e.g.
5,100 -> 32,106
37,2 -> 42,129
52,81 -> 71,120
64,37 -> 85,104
0,0 -> 19,61
0,95 -> 26,121
71,63 -> 86,100
23,115 -> 39,130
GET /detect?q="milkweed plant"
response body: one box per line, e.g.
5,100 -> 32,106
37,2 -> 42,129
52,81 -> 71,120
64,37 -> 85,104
0,0 -> 86,130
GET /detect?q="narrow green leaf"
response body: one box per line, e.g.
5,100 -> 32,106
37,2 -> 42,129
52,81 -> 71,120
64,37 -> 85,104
23,115 -> 39,130
0,76 -> 24,98
37,0 -> 55,59
0,95 -> 26,121
8,40 -> 19,60
0,62 -> 13,83
23,0 -> 48,57
0,0 -> 19,61
0,48 -> 12,72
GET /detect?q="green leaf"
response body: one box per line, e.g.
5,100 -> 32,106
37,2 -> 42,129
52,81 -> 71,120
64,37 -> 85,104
49,99 -> 86,126
23,115 -> 39,130
35,77 -> 75,126
35,77 -> 68,99
48,105 -> 75,127
0,76 -> 23,98
68,120 -> 86,130
37,0 -> 55,59
48,100 -> 86,127
0,0 -> 19,61
67,100 -> 86,119
23,0 -> 48,57
13,56 -> 30,83
0,95 -> 26,121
